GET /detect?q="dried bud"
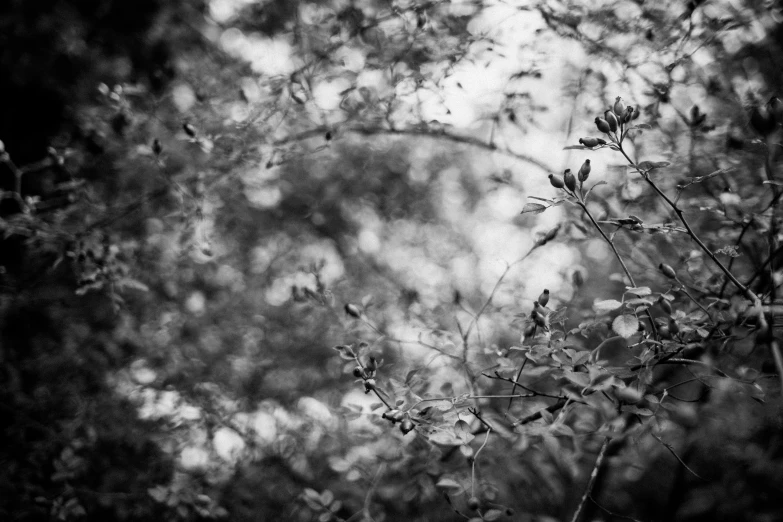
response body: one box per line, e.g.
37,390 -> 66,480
538,289 -> 550,307
604,110 -> 619,132
152,139 -> 162,155
613,97 -> 626,116
364,379 -> 376,393
658,263 -> 677,279
345,303 -> 361,318
595,117 -> 612,134
578,159 -> 591,182
182,122 -> 196,137
352,366 -> 363,378
623,106 -> 634,123
399,418 -> 415,434
549,173 -> 565,189
579,137 -> 606,147
563,169 -> 577,192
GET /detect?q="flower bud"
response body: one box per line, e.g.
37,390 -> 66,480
579,137 -> 602,147
563,169 -> 577,191
549,173 -> 565,189
538,289 -> 550,307
658,263 -> 676,279
578,159 -> 591,182
595,117 -> 612,134
613,96 -> 626,116
604,110 -> 619,132
345,303 -> 361,318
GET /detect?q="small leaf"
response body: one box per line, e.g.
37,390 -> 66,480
625,286 -> 652,296
521,202 -> 548,215
612,315 -> 639,338
593,299 -> 623,313
454,420 -> 474,443
483,509 -> 504,521
563,145 -> 589,150
435,478 -> 463,491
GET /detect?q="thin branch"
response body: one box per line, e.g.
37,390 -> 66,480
570,437 -> 610,522
650,432 -> 704,480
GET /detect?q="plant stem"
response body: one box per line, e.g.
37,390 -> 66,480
617,146 -> 759,305
570,437 -> 610,522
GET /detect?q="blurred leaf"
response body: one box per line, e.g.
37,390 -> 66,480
521,202 -> 548,215
612,315 -> 639,338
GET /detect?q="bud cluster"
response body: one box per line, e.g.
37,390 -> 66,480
523,289 -> 552,341
581,96 -> 639,147
549,160 -> 592,196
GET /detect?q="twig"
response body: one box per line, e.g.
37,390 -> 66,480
649,432 -> 704,480
570,437 -> 610,522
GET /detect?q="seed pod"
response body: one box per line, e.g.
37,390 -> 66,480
750,105 -> 776,136
522,322 -> 537,339
604,110 -> 619,132
623,106 -> 634,123
613,96 -> 626,116
467,497 -> 480,511
399,418 -> 414,434
364,379 -> 376,393
532,311 -> 548,328
563,169 -> 577,191
538,289 -> 550,307
632,106 -> 641,120
578,159 -> 591,182
549,173 -> 565,189
595,117 -> 612,134
345,303 -> 361,318
658,296 -> 672,314
152,139 -> 162,155
668,317 -> 680,335
352,366 -> 363,378
572,269 -> 584,287
659,263 -> 677,279
659,326 -> 671,339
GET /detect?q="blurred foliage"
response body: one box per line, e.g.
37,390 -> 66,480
2,1 -> 783,522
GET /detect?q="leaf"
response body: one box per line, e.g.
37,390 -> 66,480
454,420 -> 474,443
435,478 -> 463,491
622,405 -> 654,416
521,202 -> 548,215
428,430 -> 460,446
636,160 -> 670,171
593,299 -> 623,313
632,123 -> 652,130
562,370 -> 590,387
483,509 -> 504,521
612,314 -> 639,339
625,286 -> 651,296
563,145 -> 588,150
